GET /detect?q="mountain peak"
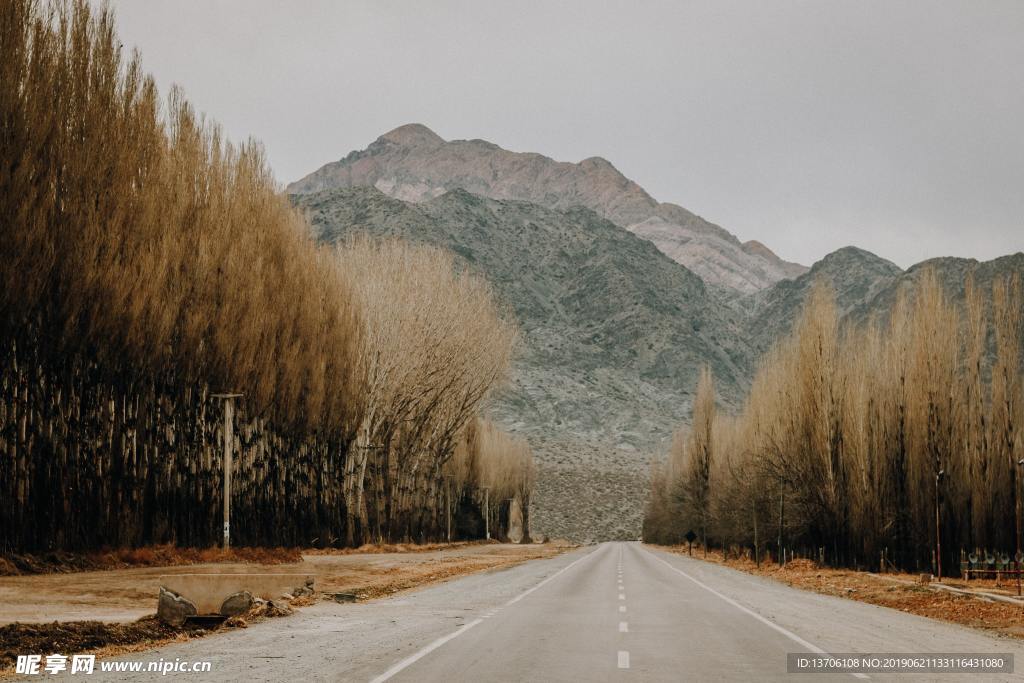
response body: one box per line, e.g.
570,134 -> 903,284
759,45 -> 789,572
815,246 -> 899,271
378,123 -> 444,148
288,126 -> 808,292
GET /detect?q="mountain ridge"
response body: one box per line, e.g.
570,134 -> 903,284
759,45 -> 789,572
288,123 -> 808,293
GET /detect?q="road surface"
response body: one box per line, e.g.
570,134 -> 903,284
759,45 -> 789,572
67,542 -> 1024,681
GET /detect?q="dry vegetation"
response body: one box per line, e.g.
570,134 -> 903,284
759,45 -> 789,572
0,546 -> 303,577
646,270 -> 1023,576
0,0 -> 534,553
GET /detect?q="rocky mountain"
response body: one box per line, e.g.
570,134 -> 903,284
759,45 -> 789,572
288,124 -> 806,293
287,125 -> 1022,543
743,246 -> 903,357
847,252 -> 1024,324
293,186 -> 755,541
744,247 -> 1024,361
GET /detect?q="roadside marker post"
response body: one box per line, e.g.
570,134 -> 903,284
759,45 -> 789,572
212,393 -> 243,550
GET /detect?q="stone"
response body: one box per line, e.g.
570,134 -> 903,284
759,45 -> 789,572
219,591 -> 255,617
157,587 -> 197,626
292,578 -> 315,598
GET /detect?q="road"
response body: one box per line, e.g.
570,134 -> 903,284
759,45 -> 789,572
70,542 -> 1024,682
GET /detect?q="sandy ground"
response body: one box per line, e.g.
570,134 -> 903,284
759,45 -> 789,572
654,544 -> 1024,639
0,542 -> 570,625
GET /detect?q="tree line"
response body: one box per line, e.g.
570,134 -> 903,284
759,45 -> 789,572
0,0 -> 534,552
645,270 -> 1023,575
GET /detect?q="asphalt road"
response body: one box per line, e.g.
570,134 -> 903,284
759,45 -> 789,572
66,542 -> 1024,682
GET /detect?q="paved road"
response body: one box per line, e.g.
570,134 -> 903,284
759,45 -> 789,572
68,542 -> 1024,682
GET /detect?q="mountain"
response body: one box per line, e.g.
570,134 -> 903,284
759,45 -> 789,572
287,124 -> 807,293
743,247 -> 903,357
287,125 -> 1022,542
847,252 -> 1024,324
293,185 -> 755,541
745,247 -> 1024,362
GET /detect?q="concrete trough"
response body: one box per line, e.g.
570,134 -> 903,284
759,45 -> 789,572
157,573 -> 315,625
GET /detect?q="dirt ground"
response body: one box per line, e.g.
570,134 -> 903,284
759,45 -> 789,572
0,541 -> 571,624
656,545 -> 1024,639
0,541 -> 571,673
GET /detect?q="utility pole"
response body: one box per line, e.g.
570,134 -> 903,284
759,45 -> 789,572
1017,459 -> 1023,595
778,491 -> 785,566
935,469 -> 945,581
483,487 -> 490,540
446,476 -> 452,543
753,500 -> 759,569
212,393 -> 242,550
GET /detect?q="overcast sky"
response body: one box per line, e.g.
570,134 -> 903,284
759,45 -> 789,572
108,0 -> 1023,268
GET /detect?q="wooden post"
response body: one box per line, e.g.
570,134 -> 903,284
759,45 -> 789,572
213,393 -> 242,550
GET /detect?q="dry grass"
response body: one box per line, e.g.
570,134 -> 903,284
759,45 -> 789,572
0,546 -> 303,577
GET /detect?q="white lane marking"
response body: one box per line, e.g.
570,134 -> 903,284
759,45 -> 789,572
505,548 -> 599,607
644,548 -> 869,681
618,593 -> 625,600
370,547 -> 598,683
369,618 -> 483,683
618,651 -> 630,669
619,621 -> 628,632
619,605 -> 626,612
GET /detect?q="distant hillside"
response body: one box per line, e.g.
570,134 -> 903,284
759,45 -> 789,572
288,124 -> 806,293
298,186 -> 754,434
848,252 -> 1024,324
293,186 -> 756,540
287,127 -> 1022,543
745,247 -> 1024,361
743,246 -> 903,357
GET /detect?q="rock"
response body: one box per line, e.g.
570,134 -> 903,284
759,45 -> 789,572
157,587 -> 197,626
220,590 -> 255,617
292,579 -> 315,598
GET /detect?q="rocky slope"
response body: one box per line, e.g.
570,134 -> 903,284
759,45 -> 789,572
742,246 -> 904,357
294,186 -> 755,540
847,252 -> 1024,324
288,124 -> 806,293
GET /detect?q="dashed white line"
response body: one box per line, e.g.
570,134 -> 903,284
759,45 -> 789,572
618,593 -> 625,600
619,621 -> 629,633
618,651 -> 630,669
619,605 -> 626,613
504,548 -> 597,607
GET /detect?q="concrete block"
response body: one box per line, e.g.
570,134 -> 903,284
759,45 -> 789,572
158,574 -> 314,615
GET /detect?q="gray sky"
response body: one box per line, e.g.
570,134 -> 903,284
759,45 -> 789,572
109,0 -> 1023,268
